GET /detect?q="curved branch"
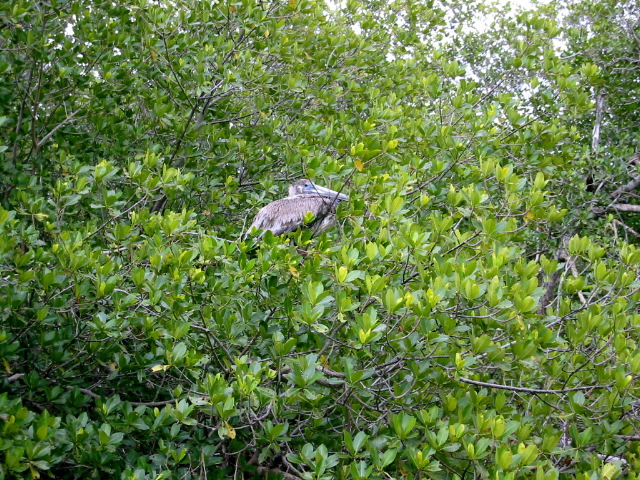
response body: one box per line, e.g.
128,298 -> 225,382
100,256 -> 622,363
610,153 -> 640,200
611,174 -> 640,199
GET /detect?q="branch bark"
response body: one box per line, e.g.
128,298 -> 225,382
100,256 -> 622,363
35,106 -> 85,151
459,376 -> 610,394
591,88 -> 605,151
62,385 -> 175,407
611,154 -> 640,199
595,203 -> 640,214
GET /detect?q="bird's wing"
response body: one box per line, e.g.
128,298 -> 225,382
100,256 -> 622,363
250,196 -> 332,236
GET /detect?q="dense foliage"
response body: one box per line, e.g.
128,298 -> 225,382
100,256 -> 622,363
1,0 -> 639,478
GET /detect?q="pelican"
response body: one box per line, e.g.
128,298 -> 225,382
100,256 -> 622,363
250,179 -> 349,237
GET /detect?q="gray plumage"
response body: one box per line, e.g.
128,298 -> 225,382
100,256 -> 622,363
250,179 -> 349,237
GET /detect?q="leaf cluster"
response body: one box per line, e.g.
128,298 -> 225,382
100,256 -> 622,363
1,0 -> 639,479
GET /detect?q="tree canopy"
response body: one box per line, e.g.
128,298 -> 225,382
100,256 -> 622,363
1,0 -> 639,478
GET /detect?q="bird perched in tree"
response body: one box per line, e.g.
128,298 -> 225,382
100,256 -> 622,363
249,179 -> 349,237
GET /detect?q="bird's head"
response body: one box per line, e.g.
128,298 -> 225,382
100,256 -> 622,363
289,179 -> 349,201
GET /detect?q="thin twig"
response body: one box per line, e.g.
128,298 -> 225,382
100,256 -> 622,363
83,194 -> 148,241
36,106 -> 85,149
62,385 -> 175,407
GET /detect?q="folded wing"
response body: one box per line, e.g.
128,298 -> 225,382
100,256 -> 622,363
250,195 -> 336,237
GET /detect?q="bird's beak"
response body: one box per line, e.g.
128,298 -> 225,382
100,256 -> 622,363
308,184 -> 349,201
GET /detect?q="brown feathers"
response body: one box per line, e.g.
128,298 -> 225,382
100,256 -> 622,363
249,180 -> 348,237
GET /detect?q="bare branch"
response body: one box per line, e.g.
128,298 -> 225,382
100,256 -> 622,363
83,194 -> 149,241
62,385 -> 175,407
592,88 -> 605,151
6,373 -> 25,382
613,219 -> 640,238
604,203 -> 640,213
611,153 -> 640,199
35,106 -> 85,150
459,376 -> 610,394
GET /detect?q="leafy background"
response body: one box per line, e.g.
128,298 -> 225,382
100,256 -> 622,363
1,0 -> 639,478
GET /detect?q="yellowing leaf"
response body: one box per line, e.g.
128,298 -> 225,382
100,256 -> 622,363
151,365 -> 170,372
337,266 -> 347,283
264,29 -> 270,38
224,421 -> 236,439
524,211 -> 534,222
289,266 -> 300,278
289,0 -> 296,7
355,159 -> 364,172
358,329 -> 370,344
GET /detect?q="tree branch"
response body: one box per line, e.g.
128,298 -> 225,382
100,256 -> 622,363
611,159 -> 640,199
35,106 -> 85,150
612,218 -> 640,238
83,193 -> 148,241
597,203 -> 640,213
63,385 -> 175,407
591,88 -> 605,151
459,376 -> 610,394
